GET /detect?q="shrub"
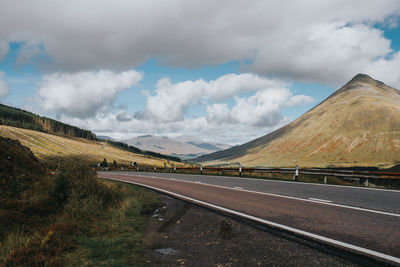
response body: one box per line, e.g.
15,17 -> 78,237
49,170 -> 70,206
55,165 -> 123,219
4,222 -> 84,267
0,175 -> 22,199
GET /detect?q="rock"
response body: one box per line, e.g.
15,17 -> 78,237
154,248 -> 177,255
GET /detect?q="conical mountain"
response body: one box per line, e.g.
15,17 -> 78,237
196,74 -> 400,168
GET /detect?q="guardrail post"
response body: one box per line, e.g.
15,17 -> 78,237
365,178 -> 369,187
174,165 -> 176,172
294,165 -> 299,181
154,166 -> 157,172
200,165 -> 203,174
239,166 -> 242,176
136,166 -> 139,171
324,176 -> 327,184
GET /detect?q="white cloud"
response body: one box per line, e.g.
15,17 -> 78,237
365,51 -> 400,87
0,0 -> 399,85
59,73 -> 314,144
0,72 -> 9,97
206,88 -> 314,127
38,70 -> 142,118
60,111 -> 287,145
206,103 -> 231,124
143,73 -> 284,122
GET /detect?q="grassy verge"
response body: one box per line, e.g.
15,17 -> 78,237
63,180 -> 160,266
1,166 -> 161,266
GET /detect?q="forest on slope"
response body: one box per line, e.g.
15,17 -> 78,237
0,104 -> 97,140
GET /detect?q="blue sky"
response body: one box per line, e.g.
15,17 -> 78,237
0,1 -> 400,145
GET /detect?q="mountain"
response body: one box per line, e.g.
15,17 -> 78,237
195,74 -> 400,168
97,135 -> 115,141
0,103 -> 97,140
126,135 -> 230,159
172,135 -> 231,151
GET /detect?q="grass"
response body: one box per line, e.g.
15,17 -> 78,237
0,125 -> 181,168
1,165 -> 161,266
62,179 -> 161,266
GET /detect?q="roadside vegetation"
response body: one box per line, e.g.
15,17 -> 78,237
0,136 -> 161,266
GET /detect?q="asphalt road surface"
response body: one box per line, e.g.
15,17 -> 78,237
98,171 -> 400,263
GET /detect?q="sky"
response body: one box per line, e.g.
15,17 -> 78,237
0,0 -> 400,145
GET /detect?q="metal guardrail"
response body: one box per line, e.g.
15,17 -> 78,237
98,165 -> 400,187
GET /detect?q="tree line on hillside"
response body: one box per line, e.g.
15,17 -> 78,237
103,139 -> 181,162
0,104 -> 97,140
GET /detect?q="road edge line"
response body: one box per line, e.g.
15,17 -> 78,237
100,175 -> 400,266
102,172 -> 400,218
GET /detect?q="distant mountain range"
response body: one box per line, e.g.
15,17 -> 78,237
125,135 -> 230,159
195,74 -> 400,168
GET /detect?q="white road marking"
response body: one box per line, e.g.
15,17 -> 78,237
233,186 -> 243,190
99,173 -> 400,218
308,198 -> 332,203
118,171 -> 400,193
195,181 -> 203,184
101,175 -> 400,265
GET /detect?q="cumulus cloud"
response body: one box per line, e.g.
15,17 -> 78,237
59,73 -> 314,144
0,0 -> 399,85
38,70 -> 142,118
60,111 -> 287,145
0,72 -> 9,97
143,73 -> 284,122
206,89 -> 314,127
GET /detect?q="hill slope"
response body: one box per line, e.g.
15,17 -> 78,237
0,125 -> 178,168
0,103 -> 97,140
195,74 -> 400,168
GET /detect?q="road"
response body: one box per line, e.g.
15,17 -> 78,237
98,171 -> 400,264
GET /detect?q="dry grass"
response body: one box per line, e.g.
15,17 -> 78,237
0,125 -> 182,167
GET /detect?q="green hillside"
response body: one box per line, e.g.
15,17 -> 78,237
0,103 -> 97,140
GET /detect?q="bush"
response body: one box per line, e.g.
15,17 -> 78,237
54,165 -> 123,219
4,222 -> 85,267
49,171 -> 70,206
0,175 -> 22,199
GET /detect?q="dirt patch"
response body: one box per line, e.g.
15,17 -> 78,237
143,194 -> 359,266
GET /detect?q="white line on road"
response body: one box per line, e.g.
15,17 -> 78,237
308,198 -> 332,203
119,171 -> 400,193
99,173 -> 400,218
101,175 -> 400,265
141,175 -> 400,218
233,186 -> 243,190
